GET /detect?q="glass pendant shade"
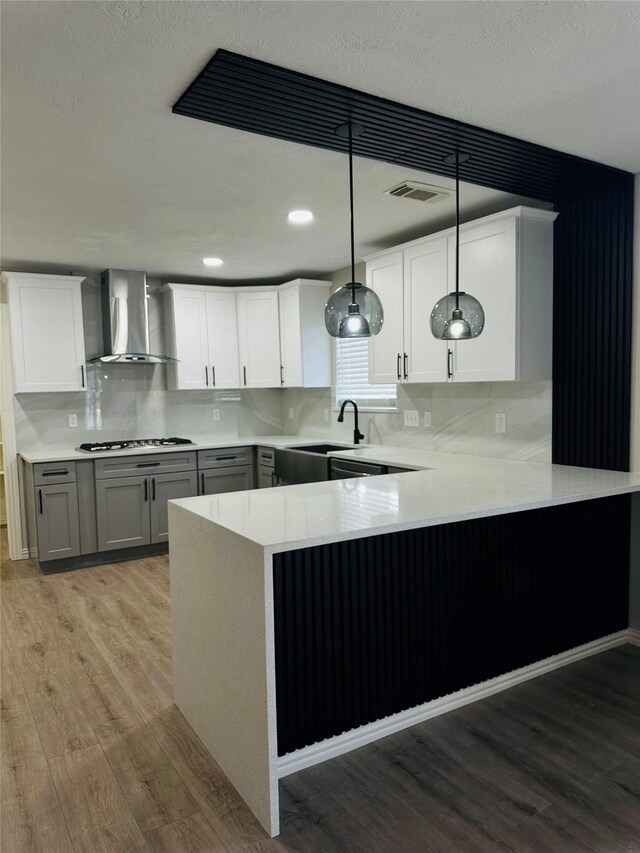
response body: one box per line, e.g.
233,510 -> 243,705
430,292 -> 485,340
325,283 -> 384,338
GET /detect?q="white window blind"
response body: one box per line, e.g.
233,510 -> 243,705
335,338 -> 397,408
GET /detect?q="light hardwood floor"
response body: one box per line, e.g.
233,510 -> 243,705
2,526 -> 639,852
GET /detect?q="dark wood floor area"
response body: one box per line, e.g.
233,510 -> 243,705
1,526 -> 639,852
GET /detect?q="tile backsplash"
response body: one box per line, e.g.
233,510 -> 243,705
282,381 -> 552,462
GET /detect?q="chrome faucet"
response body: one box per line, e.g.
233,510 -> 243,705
337,399 -> 365,445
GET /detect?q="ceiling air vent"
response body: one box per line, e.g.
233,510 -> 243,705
385,181 -> 450,203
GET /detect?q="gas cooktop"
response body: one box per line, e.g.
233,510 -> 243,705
77,437 -> 194,453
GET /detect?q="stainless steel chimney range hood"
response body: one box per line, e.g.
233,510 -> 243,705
89,269 -> 177,364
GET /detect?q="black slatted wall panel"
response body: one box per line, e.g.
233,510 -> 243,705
174,51 -> 636,472
273,497 -> 630,756
553,172 -> 635,470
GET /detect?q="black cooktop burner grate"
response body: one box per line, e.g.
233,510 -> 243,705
78,437 -> 194,452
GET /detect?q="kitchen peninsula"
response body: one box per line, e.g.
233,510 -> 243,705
169,447 -> 640,837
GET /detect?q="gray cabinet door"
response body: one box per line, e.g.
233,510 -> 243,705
199,465 -> 254,496
150,471 -> 198,544
35,483 -> 81,561
96,475 -> 151,551
257,465 -> 275,488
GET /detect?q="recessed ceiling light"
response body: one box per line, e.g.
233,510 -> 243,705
203,257 -> 223,267
287,209 -> 314,224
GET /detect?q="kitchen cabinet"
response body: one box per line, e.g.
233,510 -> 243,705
236,290 -> 281,388
365,206 -> 557,384
35,483 -> 81,561
278,280 -> 332,387
197,446 -> 254,494
95,451 -> 198,551
256,446 -> 276,488
164,285 -> 240,390
4,272 -> 87,393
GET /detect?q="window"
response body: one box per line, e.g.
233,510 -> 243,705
334,338 -> 397,410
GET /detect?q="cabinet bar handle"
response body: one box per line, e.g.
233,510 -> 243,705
403,353 -> 408,380
280,364 -> 284,385
152,477 -> 156,500
38,489 -> 43,514
205,366 -> 209,386
137,462 -> 160,468
397,353 -> 401,381
211,366 -> 216,387
215,455 -> 237,461
80,365 -> 85,388
200,472 -> 204,494
447,348 -> 453,379
144,479 -> 148,501
41,469 -> 69,477
243,366 -> 247,386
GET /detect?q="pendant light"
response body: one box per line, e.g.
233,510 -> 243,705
430,152 -> 485,341
324,122 -> 384,338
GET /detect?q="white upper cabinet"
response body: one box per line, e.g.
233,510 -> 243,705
236,290 -> 281,388
204,290 -> 240,389
4,272 -> 87,393
278,280 -> 332,388
365,206 -> 557,384
164,285 -> 240,390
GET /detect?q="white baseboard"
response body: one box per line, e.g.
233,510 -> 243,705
628,627 -> 640,646
277,629 -> 632,778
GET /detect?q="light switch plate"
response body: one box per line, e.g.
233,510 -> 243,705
495,413 -> 507,434
68,414 -> 78,428
424,411 -> 432,428
323,409 -> 330,423
288,408 -> 294,420
213,409 -> 220,422
404,409 -> 419,427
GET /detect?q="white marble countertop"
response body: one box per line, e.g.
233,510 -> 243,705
18,436 -> 354,464
171,445 -> 640,552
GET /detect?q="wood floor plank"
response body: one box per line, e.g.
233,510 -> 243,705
0,646 -> 30,718
102,723 -> 199,834
69,668 -> 145,745
1,709 -> 44,769
1,755 -> 74,852
90,627 -> 173,723
49,744 -> 150,852
144,812 -> 228,852
29,675 -> 98,759
150,705 -> 271,849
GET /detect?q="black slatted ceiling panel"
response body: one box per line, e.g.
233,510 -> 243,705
273,497 -> 631,756
174,50 -> 635,471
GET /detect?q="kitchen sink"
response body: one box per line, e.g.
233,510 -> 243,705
287,443 -> 353,455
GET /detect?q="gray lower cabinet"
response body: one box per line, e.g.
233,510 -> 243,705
199,465 -> 254,495
257,466 -> 275,488
150,471 -> 198,543
96,475 -> 151,551
35,483 -> 81,561
96,471 -> 199,551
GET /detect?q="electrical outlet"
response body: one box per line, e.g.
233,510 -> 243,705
424,411 -> 432,428
68,414 -> 78,428
404,409 -> 419,428
495,413 -> 507,434
288,407 -> 294,420
323,408 -> 329,423
213,409 -> 220,422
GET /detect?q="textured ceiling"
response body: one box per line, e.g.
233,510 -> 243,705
1,1 -> 637,281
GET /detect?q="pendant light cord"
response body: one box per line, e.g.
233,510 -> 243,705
455,152 -> 460,310
348,123 -> 356,303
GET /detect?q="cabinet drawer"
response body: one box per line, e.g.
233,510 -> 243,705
197,447 -> 253,469
34,461 -> 77,485
256,446 -> 275,467
94,451 -> 196,479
